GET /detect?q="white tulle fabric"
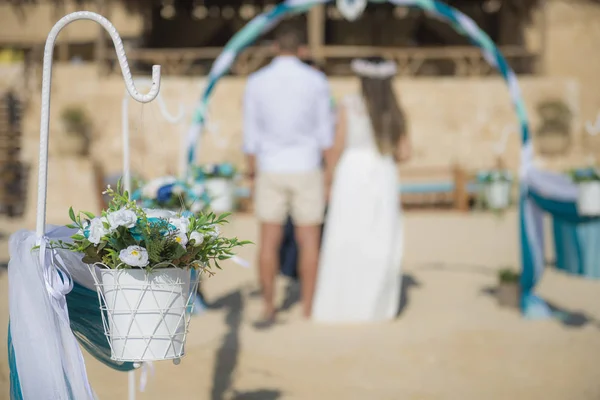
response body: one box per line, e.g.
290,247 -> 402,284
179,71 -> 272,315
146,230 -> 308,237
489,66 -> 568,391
312,95 -> 404,323
525,166 -> 578,203
9,225 -> 96,400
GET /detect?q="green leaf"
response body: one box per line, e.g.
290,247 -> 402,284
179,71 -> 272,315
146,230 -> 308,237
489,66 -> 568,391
152,261 -> 173,269
82,211 -> 96,219
69,207 -> 76,222
66,224 -> 77,229
82,255 -> 99,265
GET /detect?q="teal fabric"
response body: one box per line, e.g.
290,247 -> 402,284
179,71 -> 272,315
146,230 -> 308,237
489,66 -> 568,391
8,323 -> 23,400
67,283 -> 136,372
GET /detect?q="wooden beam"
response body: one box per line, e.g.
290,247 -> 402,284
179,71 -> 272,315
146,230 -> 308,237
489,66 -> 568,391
307,5 -> 325,65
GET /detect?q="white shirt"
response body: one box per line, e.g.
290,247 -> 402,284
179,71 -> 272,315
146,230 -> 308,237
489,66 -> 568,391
243,56 -> 335,173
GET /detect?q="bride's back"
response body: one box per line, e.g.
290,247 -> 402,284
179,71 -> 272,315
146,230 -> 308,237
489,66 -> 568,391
341,94 -> 378,152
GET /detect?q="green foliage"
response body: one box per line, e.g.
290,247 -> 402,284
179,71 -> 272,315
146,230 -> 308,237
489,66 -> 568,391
52,180 -> 251,272
498,268 -> 520,284
568,168 -> 600,183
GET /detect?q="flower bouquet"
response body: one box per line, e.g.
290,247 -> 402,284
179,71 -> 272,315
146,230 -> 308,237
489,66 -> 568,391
58,183 -> 249,362
132,176 -> 211,214
569,167 -> 600,216
192,163 -> 238,213
477,170 -> 512,211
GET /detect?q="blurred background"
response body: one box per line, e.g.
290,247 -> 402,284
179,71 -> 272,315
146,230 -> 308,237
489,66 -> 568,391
0,0 -> 599,399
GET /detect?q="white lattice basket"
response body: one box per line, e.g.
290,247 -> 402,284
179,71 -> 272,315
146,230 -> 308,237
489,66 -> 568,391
484,180 -> 512,210
89,265 -> 201,362
577,181 -> 600,216
205,177 -> 235,213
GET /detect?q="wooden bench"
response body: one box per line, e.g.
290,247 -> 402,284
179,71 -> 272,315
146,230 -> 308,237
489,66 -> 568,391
400,164 -> 477,211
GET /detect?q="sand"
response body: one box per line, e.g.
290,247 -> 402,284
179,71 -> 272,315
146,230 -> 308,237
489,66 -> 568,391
0,210 -> 599,400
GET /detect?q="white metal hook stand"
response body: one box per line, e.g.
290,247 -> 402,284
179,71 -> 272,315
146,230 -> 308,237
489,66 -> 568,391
35,11 -> 161,237
122,77 -> 185,193
34,11 -> 162,400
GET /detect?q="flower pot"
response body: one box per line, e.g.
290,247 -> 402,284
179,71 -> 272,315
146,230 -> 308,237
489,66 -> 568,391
205,178 -> 235,213
497,282 -> 519,309
577,181 -> 600,216
94,267 -> 198,362
484,181 -> 511,210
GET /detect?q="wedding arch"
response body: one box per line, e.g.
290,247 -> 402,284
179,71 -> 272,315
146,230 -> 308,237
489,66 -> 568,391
183,0 -> 555,319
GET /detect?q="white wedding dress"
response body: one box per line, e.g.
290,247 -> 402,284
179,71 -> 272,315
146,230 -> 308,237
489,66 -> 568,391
312,94 -> 404,323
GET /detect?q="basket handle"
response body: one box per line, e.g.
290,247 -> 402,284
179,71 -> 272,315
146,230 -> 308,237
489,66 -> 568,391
36,11 -> 162,237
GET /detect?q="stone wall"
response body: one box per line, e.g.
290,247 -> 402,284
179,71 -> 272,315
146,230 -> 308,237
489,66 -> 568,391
20,64 -> 582,177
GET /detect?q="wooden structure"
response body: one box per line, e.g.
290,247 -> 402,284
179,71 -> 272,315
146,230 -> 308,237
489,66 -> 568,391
3,0 -> 548,77
400,164 -> 476,211
0,91 -> 28,218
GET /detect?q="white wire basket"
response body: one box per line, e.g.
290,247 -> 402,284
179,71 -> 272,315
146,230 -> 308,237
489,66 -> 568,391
483,180 -> 512,210
577,181 -> 600,216
89,264 -> 201,362
205,177 -> 236,213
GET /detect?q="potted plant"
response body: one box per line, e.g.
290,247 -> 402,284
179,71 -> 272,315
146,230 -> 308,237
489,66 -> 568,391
569,167 -> 600,216
60,105 -> 91,156
194,163 -> 237,214
477,170 -> 512,211
497,268 -> 520,308
132,176 -> 211,214
56,183 -> 249,362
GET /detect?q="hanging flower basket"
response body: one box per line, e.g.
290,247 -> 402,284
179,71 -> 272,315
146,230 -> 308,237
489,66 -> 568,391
54,182 -> 249,362
132,176 -> 211,214
477,170 -> 513,211
91,266 -> 199,361
205,178 -> 235,214
570,168 -> 600,216
194,163 -> 238,213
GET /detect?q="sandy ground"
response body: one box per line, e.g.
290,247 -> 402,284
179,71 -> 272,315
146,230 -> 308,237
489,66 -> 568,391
0,210 -> 599,400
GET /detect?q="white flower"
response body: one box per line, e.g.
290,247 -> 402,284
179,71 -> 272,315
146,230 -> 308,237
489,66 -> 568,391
143,209 -> 176,219
174,232 -> 188,247
203,164 -> 215,174
169,216 -> 190,234
119,245 -> 149,267
207,225 -> 220,242
88,217 -> 109,245
191,183 -> 205,198
107,209 -> 137,231
190,231 -> 204,247
172,185 -> 184,195
190,202 -> 204,214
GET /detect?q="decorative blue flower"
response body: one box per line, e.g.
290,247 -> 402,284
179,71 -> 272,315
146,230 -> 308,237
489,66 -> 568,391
129,217 -> 177,241
131,189 -> 142,201
218,163 -> 235,178
156,184 -> 175,203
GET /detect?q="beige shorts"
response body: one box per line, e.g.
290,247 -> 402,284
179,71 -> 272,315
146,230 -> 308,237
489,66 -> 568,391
255,169 -> 325,226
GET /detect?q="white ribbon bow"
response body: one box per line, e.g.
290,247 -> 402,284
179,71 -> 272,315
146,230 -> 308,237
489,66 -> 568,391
38,236 -> 95,399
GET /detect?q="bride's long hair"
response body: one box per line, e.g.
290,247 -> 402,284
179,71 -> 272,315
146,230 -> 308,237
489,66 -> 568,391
352,58 -> 407,156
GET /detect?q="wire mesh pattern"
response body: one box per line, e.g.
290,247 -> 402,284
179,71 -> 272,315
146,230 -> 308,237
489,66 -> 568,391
89,265 -> 201,362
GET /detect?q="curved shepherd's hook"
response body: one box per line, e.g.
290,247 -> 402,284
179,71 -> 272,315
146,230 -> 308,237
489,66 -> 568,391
36,11 -> 161,237
122,77 -> 184,192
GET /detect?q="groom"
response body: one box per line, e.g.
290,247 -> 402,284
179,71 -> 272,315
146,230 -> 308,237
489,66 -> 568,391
243,25 -> 334,325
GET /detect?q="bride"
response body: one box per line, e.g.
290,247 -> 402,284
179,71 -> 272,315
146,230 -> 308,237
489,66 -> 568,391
312,58 -> 411,323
